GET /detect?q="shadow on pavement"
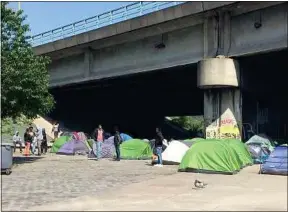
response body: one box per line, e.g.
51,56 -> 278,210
12,156 -> 44,165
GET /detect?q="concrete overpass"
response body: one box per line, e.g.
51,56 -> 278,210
33,1 -> 288,139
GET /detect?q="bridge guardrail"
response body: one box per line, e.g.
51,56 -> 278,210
30,2 -> 184,47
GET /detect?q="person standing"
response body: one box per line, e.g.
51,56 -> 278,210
28,127 -> 36,154
41,128 -> 48,155
24,128 -> 31,154
92,125 -> 105,159
154,127 -> 164,167
13,131 -> 23,153
113,126 -> 122,161
52,121 -> 59,140
36,126 -> 43,156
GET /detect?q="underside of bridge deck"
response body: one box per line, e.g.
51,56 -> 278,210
49,63 -> 202,138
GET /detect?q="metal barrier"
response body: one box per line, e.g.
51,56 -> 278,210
30,2 -> 184,47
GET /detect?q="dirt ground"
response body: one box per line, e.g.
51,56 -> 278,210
1,154 -> 287,211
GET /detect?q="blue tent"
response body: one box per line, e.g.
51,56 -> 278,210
120,133 -> 132,142
260,145 -> 288,175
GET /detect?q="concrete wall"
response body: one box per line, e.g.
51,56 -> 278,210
90,25 -> 203,78
229,3 -> 288,56
49,54 -> 85,83
49,23 -> 205,86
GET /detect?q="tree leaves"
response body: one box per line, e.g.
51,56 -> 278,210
170,116 -> 204,133
1,2 -> 55,119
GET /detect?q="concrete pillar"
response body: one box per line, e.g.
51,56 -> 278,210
198,56 -> 242,139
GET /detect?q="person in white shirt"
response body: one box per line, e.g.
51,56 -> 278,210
36,126 -> 43,156
13,131 -> 23,153
52,121 -> 59,139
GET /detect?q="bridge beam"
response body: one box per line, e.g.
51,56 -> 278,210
198,56 -> 242,140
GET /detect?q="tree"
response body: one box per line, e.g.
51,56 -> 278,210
1,2 -> 54,119
170,116 -> 204,134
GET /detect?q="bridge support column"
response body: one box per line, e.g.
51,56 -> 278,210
197,56 -> 242,139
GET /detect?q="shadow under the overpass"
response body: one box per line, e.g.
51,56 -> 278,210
238,49 -> 288,141
49,63 -> 203,138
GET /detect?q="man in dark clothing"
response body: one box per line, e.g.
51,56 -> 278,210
154,127 -> 164,167
41,128 -> 48,154
113,126 -> 122,161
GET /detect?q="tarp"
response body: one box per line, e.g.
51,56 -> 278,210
246,135 -> 275,152
120,133 -> 132,142
87,137 -> 115,158
260,145 -> 288,175
120,139 -> 153,160
51,136 -> 71,153
102,136 -> 116,158
247,144 -> 270,164
161,140 -> 189,165
179,139 -> 252,174
57,139 -> 89,155
246,134 -> 275,164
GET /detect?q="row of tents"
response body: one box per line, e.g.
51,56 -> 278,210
50,132 -> 287,176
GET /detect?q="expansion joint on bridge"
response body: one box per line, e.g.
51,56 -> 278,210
84,48 -> 93,78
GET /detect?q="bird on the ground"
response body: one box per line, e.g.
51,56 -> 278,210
194,179 -> 208,188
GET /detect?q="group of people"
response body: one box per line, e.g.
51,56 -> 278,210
13,121 -> 165,166
91,125 -> 165,166
91,125 -> 122,161
13,125 -> 48,156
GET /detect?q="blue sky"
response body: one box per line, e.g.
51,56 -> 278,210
8,2 -> 132,35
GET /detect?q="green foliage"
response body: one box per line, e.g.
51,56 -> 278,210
1,2 -> 54,119
1,114 -> 32,136
170,116 -> 204,133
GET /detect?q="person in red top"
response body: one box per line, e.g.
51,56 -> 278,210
92,125 -> 105,159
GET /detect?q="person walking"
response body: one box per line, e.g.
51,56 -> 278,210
13,131 -> 23,153
92,125 -> 105,159
113,126 -> 122,161
154,127 -> 164,167
41,128 -> 48,155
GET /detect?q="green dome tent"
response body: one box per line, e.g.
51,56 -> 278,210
179,139 -> 252,174
224,139 -> 253,168
120,139 -> 153,160
51,136 -> 71,153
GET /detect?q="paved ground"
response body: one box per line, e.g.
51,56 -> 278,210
1,154 -> 177,211
1,153 -> 287,211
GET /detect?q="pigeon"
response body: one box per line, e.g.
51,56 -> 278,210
194,179 -> 208,188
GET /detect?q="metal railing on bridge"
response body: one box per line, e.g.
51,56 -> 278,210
29,2 -> 184,47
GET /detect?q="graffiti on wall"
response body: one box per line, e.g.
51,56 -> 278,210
219,118 -> 240,139
205,117 -> 219,139
206,127 -> 219,139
